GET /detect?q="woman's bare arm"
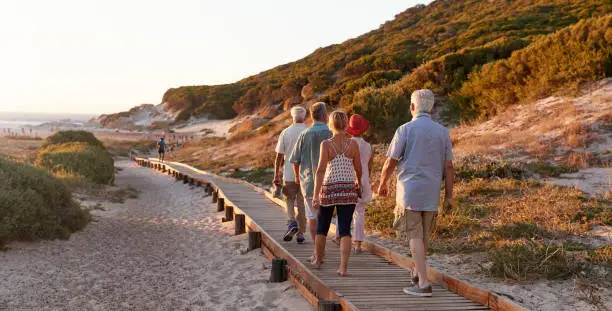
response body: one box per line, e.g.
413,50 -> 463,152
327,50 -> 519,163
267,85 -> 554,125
313,141 -> 329,206
368,145 -> 374,178
350,141 -> 362,188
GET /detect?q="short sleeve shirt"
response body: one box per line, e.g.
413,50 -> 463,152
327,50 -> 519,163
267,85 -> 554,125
387,113 -> 453,212
288,122 -> 333,198
275,123 -> 307,183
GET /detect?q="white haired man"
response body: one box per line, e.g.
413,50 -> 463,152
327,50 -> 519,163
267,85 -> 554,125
274,106 -> 308,243
377,89 -> 455,297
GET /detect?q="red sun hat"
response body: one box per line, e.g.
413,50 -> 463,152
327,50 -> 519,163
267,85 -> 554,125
346,114 -> 370,137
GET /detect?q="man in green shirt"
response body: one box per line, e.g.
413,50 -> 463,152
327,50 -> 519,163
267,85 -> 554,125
289,102 -> 332,248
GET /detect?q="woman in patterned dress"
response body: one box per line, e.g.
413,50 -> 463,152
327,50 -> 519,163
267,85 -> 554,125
312,110 -> 363,276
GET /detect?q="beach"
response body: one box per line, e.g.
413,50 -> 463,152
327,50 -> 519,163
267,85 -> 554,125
0,160 -> 312,311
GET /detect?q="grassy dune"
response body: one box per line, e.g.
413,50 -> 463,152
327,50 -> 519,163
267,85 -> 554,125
36,131 -> 115,185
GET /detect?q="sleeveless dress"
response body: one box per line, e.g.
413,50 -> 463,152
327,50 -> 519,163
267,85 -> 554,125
320,139 -> 358,207
352,137 -> 372,203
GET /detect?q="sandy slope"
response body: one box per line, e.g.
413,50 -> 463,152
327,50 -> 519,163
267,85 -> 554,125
0,161 -> 312,311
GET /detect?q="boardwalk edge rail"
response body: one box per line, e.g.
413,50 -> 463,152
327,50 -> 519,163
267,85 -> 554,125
134,157 -> 524,311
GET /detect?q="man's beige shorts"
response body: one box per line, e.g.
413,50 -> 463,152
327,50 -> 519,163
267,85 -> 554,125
394,210 -> 437,241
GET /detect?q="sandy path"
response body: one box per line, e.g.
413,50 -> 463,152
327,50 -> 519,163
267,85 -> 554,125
0,161 -> 312,311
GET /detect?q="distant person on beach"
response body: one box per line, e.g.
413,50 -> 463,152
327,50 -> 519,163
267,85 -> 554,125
273,106 -> 308,243
312,110 -> 362,276
157,137 -> 166,162
289,102 -> 332,254
377,89 -> 455,297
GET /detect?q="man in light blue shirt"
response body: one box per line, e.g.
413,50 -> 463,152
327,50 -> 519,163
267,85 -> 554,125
289,102 -> 332,246
378,89 -> 455,297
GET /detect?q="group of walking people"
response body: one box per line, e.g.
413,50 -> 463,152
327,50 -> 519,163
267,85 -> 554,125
273,89 -> 455,297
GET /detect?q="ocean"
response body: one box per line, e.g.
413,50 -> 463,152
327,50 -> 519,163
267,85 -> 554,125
0,112 -> 94,130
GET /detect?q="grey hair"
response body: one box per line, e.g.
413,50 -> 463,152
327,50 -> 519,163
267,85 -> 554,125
411,89 -> 435,113
290,106 -> 307,121
310,102 -> 327,122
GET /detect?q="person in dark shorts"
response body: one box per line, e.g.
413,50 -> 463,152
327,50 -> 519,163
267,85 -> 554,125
312,110 -> 363,276
157,137 -> 166,162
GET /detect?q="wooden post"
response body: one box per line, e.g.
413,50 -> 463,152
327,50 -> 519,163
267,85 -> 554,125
212,190 -> 218,203
217,197 -> 224,212
206,185 -> 213,196
183,175 -> 189,184
177,173 -> 182,181
318,301 -> 341,311
189,178 -> 195,185
248,231 -> 262,250
235,214 -> 246,235
196,181 -> 202,187
270,258 -> 287,283
222,205 -> 234,222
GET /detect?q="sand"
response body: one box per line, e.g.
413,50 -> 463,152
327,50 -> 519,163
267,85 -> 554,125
548,167 -> 612,198
0,161 -> 312,311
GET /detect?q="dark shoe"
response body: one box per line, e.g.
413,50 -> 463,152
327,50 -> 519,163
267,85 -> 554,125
283,221 -> 298,241
296,235 -> 305,244
403,285 -> 432,297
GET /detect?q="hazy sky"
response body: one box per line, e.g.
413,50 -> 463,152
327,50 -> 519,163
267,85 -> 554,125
0,0 -> 431,115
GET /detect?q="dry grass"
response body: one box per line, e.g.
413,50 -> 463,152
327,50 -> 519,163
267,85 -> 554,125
0,136 -> 43,163
102,139 -> 157,157
172,118 -> 288,172
363,150 -> 611,282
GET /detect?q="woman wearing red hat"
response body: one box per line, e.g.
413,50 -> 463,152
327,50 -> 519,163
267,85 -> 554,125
346,114 -> 373,253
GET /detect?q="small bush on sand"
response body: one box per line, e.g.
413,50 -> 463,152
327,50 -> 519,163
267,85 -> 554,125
488,240 -> 581,281
36,142 -> 115,184
0,156 -> 90,247
42,130 -> 106,149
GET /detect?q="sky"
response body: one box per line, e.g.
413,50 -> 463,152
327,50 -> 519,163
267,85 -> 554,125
0,0 -> 431,115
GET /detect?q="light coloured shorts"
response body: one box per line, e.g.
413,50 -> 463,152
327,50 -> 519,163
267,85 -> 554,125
394,210 -> 437,241
303,197 -> 318,220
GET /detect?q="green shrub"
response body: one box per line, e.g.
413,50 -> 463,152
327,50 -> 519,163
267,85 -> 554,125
456,14 -> 612,120
42,130 -> 106,149
0,156 -> 90,247
350,84 -> 411,142
36,142 -> 115,184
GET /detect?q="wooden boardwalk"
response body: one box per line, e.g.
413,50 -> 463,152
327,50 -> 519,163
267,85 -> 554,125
135,157 -> 523,311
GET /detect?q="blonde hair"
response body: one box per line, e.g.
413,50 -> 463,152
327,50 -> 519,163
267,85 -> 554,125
328,110 -> 348,133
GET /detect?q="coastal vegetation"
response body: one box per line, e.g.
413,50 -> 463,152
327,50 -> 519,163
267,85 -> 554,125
0,156 -> 90,248
36,131 -> 115,185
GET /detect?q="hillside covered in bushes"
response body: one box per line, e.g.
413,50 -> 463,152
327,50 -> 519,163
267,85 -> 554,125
156,0 -> 610,129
